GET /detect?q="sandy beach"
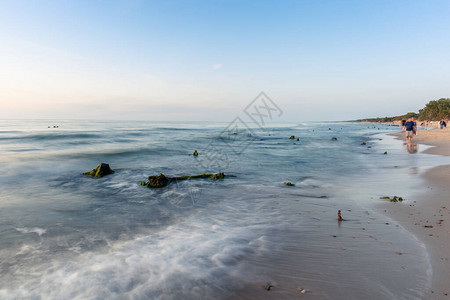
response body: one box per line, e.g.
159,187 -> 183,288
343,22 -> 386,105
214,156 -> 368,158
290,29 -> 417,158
383,127 -> 450,299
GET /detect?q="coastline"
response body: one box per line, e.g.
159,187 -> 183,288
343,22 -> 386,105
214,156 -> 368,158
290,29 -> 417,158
382,127 -> 450,299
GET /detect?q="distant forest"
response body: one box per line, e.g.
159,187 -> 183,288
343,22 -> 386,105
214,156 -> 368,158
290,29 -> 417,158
355,98 -> 450,122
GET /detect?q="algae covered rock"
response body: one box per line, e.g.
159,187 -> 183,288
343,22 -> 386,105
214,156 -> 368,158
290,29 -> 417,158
82,163 -> 115,178
171,172 -> 229,181
380,196 -> 404,202
140,172 -> 234,188
147,173 -> 169,188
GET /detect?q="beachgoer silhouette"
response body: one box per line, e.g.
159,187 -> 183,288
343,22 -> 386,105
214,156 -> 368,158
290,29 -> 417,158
404,118 -> 415,141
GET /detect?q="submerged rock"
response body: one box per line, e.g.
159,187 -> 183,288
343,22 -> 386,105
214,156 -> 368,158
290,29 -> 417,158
147,173 -> 170,188
82,163 -> 115,178
380,196 -> 404,202
141,172 -> 234,188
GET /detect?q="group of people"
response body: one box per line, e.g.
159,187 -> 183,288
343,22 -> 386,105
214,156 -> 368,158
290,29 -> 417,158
401,118 -> 448,140
402,117 -> 417,141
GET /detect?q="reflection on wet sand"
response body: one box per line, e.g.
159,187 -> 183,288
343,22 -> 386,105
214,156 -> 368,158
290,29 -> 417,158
406,140 -> 418,153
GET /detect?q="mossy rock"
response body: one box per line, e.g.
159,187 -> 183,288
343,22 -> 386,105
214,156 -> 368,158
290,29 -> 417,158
82,163 -> 115,178
171,173 -> 227,180
141,172 -> 234,188
380,196 -> 404,202
147,173 -> 169,188
284,181 -> 295,186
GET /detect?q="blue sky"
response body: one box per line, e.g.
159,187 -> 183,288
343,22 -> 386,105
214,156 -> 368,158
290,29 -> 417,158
1,0 -> 449,121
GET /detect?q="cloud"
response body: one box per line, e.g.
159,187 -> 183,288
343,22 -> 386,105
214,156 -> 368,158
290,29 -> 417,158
212,64 -> 223,70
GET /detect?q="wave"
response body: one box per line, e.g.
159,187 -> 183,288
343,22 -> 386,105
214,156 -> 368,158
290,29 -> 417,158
15,227 -> 46,236
1,210 -> 265,299
0,132 -> 102,142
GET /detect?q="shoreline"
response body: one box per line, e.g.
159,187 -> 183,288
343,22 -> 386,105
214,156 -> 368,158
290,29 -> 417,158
381,127 -> 450,298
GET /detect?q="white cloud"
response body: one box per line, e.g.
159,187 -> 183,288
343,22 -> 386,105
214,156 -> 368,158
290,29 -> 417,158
212,64 -> 223,70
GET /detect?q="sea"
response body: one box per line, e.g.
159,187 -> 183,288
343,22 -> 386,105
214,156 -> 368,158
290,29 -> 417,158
0,119 -> 447,299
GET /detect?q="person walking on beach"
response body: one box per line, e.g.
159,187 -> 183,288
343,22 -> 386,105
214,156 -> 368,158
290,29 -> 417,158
411,117 -> 417,136
440,120 -> 447,129
404,117 -> 415,141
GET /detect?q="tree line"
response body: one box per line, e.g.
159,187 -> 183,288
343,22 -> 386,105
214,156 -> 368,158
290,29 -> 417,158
354,98 -> 449,122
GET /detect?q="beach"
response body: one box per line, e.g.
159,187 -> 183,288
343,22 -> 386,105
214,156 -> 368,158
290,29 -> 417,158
382,127 -> 450,299
0,120 -> 447,299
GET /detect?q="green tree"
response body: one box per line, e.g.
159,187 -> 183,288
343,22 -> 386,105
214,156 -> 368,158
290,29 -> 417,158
418,98 -> 450,120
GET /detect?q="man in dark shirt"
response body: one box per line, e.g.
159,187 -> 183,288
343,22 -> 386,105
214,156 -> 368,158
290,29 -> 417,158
404,118 -> 415,141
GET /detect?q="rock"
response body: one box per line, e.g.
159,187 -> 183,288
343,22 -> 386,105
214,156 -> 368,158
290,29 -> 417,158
264,283 -> 274,291
171,173 -> 228,180
193,150 -> 198,156
331,137 -> 337,141
284,181 -> 295,186
381,196 -> 405,202
297,287 -> 309,294
82,163 -> 115,178
289,135 -> 295,139
141,172 -> 234,188
211,173 -> 225,180
147,173 -> 169,188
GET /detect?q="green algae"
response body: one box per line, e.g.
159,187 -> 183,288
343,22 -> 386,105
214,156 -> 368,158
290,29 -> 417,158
140,172 -> 235,188
82,163 -> 115,178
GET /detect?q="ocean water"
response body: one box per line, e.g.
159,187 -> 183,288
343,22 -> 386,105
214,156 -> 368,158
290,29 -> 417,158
0,120 -> 446,299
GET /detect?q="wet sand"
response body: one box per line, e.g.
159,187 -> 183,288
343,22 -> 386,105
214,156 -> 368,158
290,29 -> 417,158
383,127 -> 450,299
231,127 -> 450,300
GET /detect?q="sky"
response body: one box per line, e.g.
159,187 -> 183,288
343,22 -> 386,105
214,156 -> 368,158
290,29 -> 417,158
0,0 -> 449,121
